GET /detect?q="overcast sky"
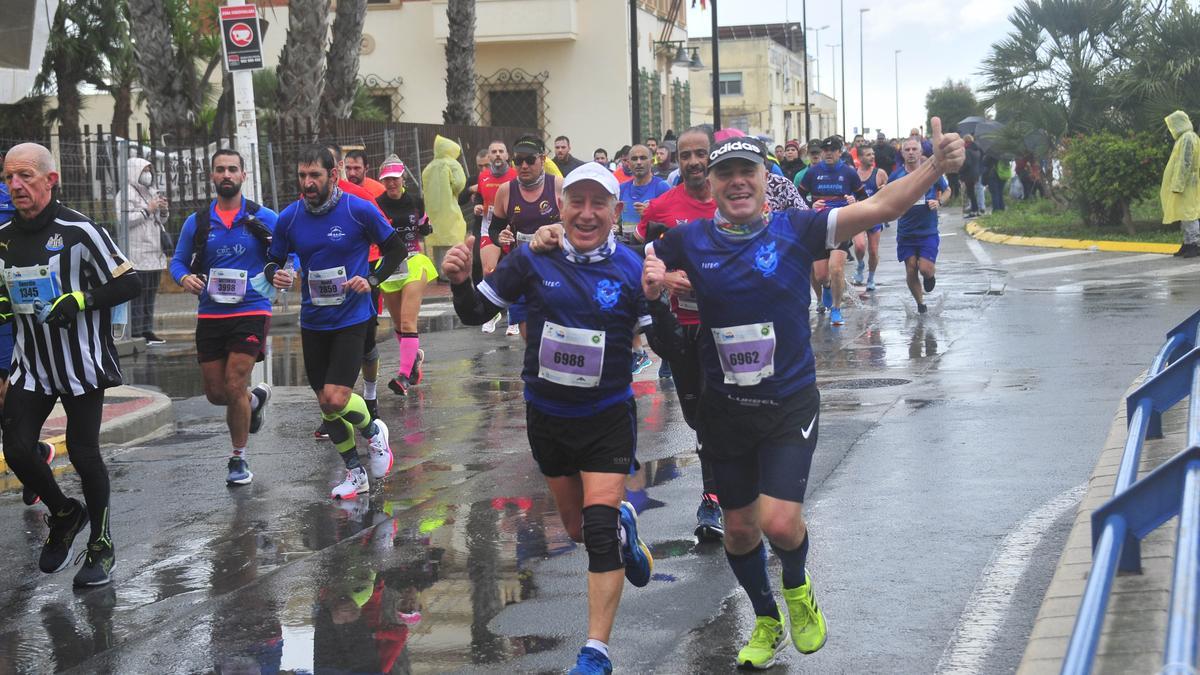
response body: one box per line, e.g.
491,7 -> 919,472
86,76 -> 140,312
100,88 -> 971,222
685,0 -> 1022,138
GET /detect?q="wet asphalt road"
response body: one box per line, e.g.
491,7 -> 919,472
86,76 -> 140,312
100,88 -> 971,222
1,213 -> 1197,674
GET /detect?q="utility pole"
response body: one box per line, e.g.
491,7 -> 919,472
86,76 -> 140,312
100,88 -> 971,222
711,0 -> 721,130
839,0 -> 846,137
630,0 -> 640,144
894,49 -> 901,137
801,0 -> 810,139
859,8 -> 869,135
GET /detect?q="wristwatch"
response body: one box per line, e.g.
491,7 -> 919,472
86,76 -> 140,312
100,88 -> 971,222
83,290 -> 95,309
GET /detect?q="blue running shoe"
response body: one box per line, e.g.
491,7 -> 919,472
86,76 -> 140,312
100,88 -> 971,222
631,351 -> 653,375
695,495 -> 724,541
830,307 -> 845,326
569,647 -> 613,675
619,501 -> 653,587
821,286 -> 833,308
226,456 -> 253,485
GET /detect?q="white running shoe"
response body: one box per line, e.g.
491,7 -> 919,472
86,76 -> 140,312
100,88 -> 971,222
482,313 -> 500,334
367,420 -> 394,478
331,466 -> 369,499
505,323 -> 521,337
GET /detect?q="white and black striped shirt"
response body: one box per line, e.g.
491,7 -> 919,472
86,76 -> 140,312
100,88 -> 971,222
0,201 -> 134,395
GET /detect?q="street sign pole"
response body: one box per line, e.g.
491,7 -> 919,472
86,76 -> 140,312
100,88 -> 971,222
220,0 -> 269,384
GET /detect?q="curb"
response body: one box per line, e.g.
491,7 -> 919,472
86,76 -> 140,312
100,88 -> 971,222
965,221 -> 1178,255
0,385 -> 174,482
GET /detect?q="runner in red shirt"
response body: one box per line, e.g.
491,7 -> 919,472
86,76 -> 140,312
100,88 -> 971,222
636,126 -> 725,542
474,140 -> 518,334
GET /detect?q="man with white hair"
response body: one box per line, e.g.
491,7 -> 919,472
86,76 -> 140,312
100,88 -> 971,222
443,162 -> 672,675
1,142 -> 142,587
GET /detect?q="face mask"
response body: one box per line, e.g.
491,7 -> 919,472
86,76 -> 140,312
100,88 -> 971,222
138,173 -> 153,187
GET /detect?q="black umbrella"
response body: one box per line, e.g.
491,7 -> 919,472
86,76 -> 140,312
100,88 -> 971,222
973,120 -> 1005,153
956,116 -> 988,136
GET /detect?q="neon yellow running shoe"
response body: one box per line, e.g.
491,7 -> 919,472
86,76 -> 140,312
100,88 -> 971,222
736,610 -> 787,669
782,572 -> 828,654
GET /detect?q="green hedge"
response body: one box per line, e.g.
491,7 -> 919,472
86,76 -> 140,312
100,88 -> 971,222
1060,131 -> 1170,229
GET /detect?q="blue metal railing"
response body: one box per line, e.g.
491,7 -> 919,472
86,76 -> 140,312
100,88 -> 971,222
1062,308 -> 1200,675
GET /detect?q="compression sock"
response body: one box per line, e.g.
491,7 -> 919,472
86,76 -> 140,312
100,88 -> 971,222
336,394 -> 375,433
771,535 -> 810,589
399,333 -> 419,377
322,412 -> 361,468
726,541 -> 780,618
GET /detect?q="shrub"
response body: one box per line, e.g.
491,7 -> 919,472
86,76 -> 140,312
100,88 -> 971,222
1060,131 -> 1171,230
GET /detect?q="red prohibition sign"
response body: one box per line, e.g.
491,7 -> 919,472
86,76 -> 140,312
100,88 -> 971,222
229,23 -> 254,48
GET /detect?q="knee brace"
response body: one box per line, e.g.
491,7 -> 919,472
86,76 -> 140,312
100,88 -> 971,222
581,504 -> 624,573
363,346 -> 380,364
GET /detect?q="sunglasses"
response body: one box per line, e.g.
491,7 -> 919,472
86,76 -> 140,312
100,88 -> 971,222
513,154 -> 540,166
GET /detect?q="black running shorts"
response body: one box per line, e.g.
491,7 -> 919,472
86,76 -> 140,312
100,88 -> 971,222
301,320 -> 370,391
526,398 -> 637,477
697,384 -> 820,510
196,315 -> 271,363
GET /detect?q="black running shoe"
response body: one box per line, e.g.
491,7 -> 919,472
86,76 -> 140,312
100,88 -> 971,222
40,498 -> 88,573
923,275 -> 936,293
73,539 -> 115,587
248,383 -> 272,434
22,441 -> 55,506
388,375 -> 410,396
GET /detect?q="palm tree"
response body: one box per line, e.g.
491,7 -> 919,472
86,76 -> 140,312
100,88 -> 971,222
321,0 -> 368,128
278,0 -> 331,131
978,0 -> 1137,137
443,0 -> 476,125
127,0 -> 202,132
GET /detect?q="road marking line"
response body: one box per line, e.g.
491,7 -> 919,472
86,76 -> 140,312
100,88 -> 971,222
1052,262 -> 1200,292
935,483 -> 1086,675
1000,249 -> 1092,266
965,237 -> 994,265
1012,253 -> 1162,278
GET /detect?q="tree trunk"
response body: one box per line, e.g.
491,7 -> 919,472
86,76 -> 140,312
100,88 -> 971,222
321,0 -> 367,128
47,6 -> 85,206
443,0 -> 476,125
278,0 -> 331,132
127,0 -> 198,131
110,81 -> 132,139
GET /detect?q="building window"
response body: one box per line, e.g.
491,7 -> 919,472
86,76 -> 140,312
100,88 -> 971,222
475,68 -> 550,132
718,72 -> 742,97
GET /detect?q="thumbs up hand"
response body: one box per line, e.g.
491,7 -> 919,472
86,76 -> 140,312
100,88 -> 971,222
442,235 -> 475,285
643,247 -> 667,300
930,117 -> 965,174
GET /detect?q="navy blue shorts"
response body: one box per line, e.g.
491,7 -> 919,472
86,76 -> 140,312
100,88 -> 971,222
697,385 -> 820,510
868,223 -> 884,234
896,234 -> 939,263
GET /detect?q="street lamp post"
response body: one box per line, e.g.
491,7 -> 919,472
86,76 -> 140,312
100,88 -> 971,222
894,49 -> 901,137
859,7 -> 869,135
710,0 -> 721,130
630,0 -> 640,144
806,24 -> 829,91
828,43 -> 839,137
800,0 -> 810,139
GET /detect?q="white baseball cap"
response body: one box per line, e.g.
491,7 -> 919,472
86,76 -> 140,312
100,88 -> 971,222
562,161 -> 620,197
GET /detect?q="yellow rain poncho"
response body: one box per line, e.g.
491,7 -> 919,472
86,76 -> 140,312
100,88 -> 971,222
1161,110 -> 1200,223
421,135 -> 467,248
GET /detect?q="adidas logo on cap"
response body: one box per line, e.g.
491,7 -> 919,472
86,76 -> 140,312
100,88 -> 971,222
709,139 -> 765,162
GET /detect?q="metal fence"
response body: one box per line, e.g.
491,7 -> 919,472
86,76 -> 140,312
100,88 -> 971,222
1062,308 -> 1200,674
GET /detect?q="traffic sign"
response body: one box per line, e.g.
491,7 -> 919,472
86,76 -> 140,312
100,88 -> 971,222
219,4 -> 263,72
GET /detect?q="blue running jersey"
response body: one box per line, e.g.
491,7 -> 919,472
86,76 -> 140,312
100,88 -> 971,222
478,245 -> 651,417
889,166 -> 949,239
269,194 -> 395,331
169,198 -> 279,317
798,161 -> 863,208
653,208 -> 836,401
